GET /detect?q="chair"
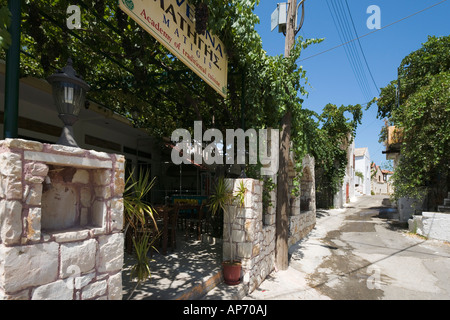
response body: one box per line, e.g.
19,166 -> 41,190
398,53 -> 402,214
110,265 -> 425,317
154,205 -> 178,255
185,203 -> 207,240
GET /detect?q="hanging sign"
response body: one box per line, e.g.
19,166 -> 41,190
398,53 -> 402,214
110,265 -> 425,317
119,0 -> 228,98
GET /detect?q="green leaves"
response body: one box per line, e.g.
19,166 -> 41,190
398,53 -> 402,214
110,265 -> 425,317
208,176 -> 234,217
305,103 -> 362,203
374,35 -> 450,204
0,5 -> 11,50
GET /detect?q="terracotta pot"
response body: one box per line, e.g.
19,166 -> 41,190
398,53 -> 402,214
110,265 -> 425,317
222,261 -> 241,285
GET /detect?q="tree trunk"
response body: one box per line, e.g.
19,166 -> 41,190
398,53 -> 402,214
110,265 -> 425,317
275,111 -> 292,270
275,0 -> 297,271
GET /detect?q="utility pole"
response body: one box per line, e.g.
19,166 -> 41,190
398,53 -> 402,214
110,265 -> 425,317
275,0 -> 303,270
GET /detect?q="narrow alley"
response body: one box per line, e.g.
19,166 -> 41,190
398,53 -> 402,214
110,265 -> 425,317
245,195 -> 450,300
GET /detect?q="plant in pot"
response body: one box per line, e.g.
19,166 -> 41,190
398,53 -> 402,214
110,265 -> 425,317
208,177 -> 247,285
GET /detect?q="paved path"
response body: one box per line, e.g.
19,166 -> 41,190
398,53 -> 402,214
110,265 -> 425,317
244,195 -> 450,300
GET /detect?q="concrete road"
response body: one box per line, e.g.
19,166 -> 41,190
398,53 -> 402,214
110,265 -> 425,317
244,195 -> 450,300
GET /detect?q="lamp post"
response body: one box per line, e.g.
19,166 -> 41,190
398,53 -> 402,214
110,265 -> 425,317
47,58 -> 90,147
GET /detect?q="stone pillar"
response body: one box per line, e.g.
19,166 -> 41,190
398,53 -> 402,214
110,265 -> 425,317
0,139 -> 124,300
288,154 -> 316,247
223,178 -> 276,294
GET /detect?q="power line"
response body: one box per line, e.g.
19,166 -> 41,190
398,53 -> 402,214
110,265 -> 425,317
300,0 -> 449,62
338,0 -> 373,100
326,0 -> 373,102
337,0 -> 373,99
344,0 -> 380,95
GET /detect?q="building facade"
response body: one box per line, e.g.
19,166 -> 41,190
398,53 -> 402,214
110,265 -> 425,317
355,147 -> 371,196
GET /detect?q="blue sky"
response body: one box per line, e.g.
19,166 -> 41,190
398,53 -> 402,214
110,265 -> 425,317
253,0 -> 450,168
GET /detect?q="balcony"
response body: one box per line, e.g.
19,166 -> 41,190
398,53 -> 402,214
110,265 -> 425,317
382,126 -> 403,160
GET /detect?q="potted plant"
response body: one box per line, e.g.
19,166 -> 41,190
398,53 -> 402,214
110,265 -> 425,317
208,177 -> 247,285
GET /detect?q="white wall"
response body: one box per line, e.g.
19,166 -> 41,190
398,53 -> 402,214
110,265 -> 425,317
355,149 -> 371,195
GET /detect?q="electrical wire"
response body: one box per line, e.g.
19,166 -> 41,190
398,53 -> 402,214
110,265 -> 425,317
326,0 -> 373,102
300,0 -> 449,62
336,0 -> 373,100
344,0 -> 380,95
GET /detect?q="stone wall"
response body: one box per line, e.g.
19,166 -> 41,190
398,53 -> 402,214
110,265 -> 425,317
224,156 -> 316,293
223,179 -> 275,294
0,139 -> 124,300
408,212 -> 450,242
288,155 -> 316,247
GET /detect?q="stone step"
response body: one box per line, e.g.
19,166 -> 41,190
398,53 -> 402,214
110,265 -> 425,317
438,205 -> 450,213
444,198 -> 450,206
175,270 -> 223,300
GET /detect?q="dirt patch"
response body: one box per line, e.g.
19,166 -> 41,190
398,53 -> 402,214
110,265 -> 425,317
340,222 -> 377,233
306,231 -> 384,300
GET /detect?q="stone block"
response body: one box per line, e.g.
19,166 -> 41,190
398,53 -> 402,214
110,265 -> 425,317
232,229 -> 246,243
95,186 -> 111,199
75,272 -> 96,290
223,205 -> 236,223
113,169 -> 125,195
93,170 -> 111,186
108,272 -> 123,300
92,200 -> 107,228
4,138 -> 43,151
24,151 -> 112,169
72,169 -> 90,184
1,242 -> 59,293
24,162 -> 49,177
1,288 -> 30,300
26,207 -> 41,242
97,233 -> 124,273
0,152 -> 22,177
46,144 -> 85,155
31,279 -> 73,300
60,239 -> 97,278
81,280 -> 107,300
412,212 -> 450,242
237,242 -> 253,259
88,150 -> 111,160
24,183 -> 43,206
2,176 -> 22,200
110,198 -> 124,231
52,229 -> 90,243
0,200 -> 23,245
24,174 -> 45,184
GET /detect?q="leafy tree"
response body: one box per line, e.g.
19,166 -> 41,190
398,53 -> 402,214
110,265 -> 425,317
2,0 -> 322,163
0,5 -> 10,50
310,103 -> 362,208
370,35 -> 450,208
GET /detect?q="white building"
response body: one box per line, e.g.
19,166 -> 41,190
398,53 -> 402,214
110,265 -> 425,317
355,147 -> 371,195
334,137 -> 356,208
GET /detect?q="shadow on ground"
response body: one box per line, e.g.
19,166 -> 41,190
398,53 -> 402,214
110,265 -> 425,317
122,235 -> 222,300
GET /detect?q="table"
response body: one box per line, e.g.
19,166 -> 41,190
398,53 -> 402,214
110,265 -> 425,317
175,203 -> 206,239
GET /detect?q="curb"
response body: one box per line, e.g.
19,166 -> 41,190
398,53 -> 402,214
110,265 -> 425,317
175,270 -> 224,300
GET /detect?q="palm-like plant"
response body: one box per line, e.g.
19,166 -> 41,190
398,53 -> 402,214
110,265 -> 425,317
208,177 -> 247,263
208,176 -> 234,219
124,168 -> 157,235
123,168 -> 160,298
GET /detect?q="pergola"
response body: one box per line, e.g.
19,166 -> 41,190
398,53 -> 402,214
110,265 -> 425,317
2,0 -> 247,141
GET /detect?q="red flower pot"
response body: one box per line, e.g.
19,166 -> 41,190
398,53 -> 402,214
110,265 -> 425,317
222,261 -> 241,285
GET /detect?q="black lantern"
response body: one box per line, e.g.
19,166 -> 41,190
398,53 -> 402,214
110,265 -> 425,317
47,58 -> 90,147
